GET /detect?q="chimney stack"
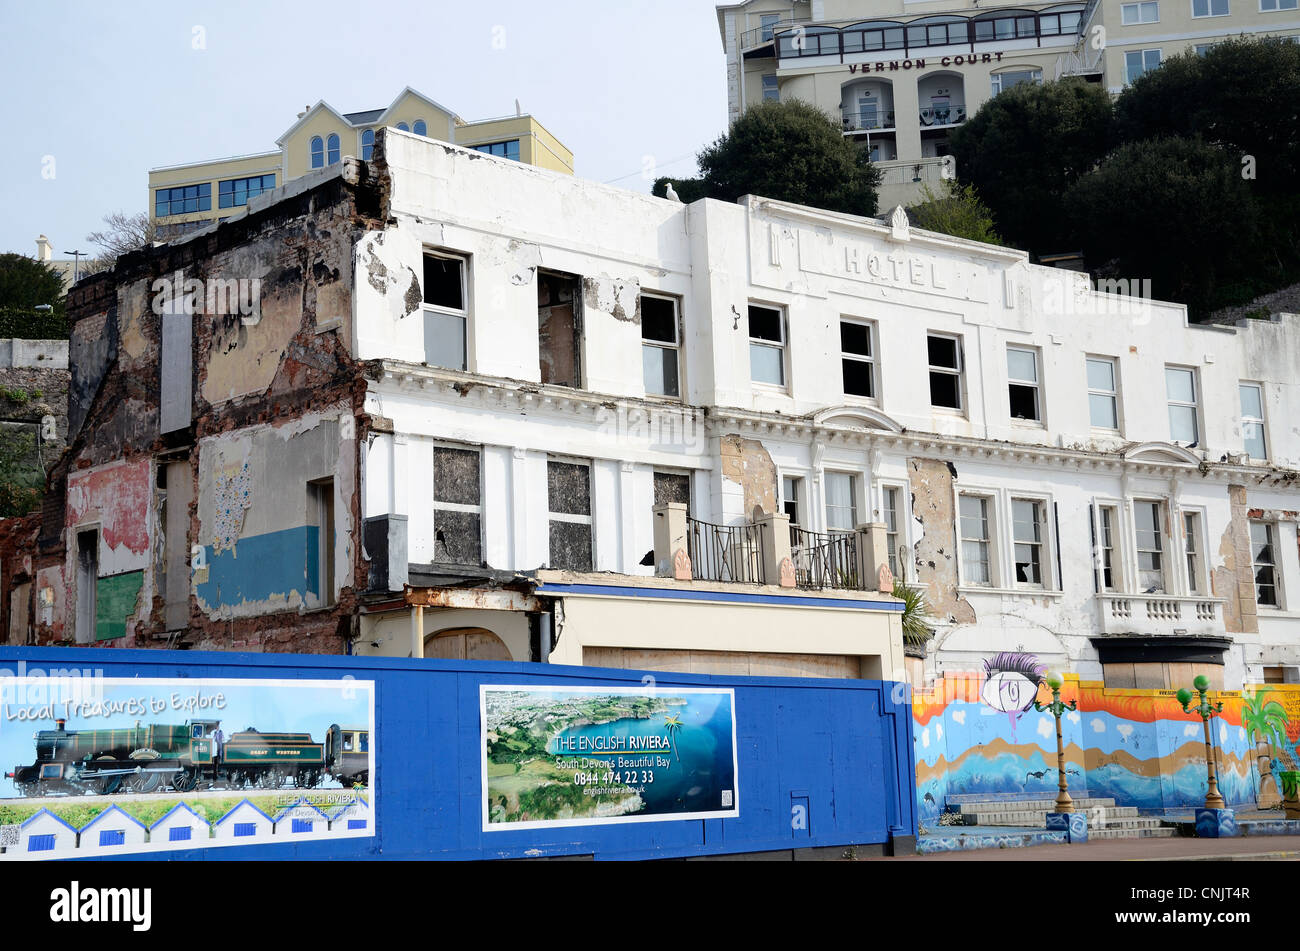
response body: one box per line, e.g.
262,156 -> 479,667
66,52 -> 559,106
35,235 -> 51,262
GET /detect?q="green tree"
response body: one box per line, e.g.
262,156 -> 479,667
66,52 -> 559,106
907,181 -> 1003,245
892,580 -> 935,652
0,254 -> 65,314
668,100 -> 881,216
1113,37 -> 1300,194
1065,136 -> 1261,319
950,78 -> 1113,253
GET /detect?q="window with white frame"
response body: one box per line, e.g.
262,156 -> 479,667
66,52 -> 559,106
1087,356 -> 1120,430
1122,0 -> 1160,20
927,333 -> 963,410
760,13 -> 780,40
1012,499 -> 1047,586
883,486 -> 904,580
762,74 -> 780,101
1135,501 -> 1166,592
423,251 -> 468,371
782,476 -> 804,534
1261,0 -> 1298,9
1007,346 -> 1042,422
1192,0 -> 1228,15
547,459 -> 593,572
1124,48 -> 1162,83
433,445 -> 483,566
1240,382 -> 1267,460
1096,504 -> 1119,591
1195,42 -> 1218,55
841,319 -> 876,399
748,303 -> 786,386
825,472 -> 858,532
991,69 -> 1042,94
1251,522 -> 1279,606
959,495 -> 993,585
1183,511 -> 1204,595
641,292 -> 681,398
1165,366 -> 1199,444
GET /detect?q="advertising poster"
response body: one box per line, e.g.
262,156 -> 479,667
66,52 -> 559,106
0,673 -> 375,860
482,685 -> 738,830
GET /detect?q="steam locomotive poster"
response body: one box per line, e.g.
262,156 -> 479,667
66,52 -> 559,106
482,685 -> 738,830
0,676 -> 375,859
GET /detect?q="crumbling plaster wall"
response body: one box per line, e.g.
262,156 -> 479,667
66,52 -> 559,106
718,434 -> 777,519
907,457 -> 976,628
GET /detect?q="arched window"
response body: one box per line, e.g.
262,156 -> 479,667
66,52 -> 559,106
326,133 -> 340,165
412,119 -> 427,136
396,122 -> 409,132
361,129 -> 375,161
310,136 -> 324,169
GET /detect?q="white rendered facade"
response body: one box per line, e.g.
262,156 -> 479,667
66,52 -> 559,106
355,130 -> 1299,688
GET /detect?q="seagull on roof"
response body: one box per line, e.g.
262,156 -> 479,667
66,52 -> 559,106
665,183 -> 682,202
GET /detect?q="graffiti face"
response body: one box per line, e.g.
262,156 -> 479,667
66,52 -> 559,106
981,652 -> 1047,738
981,670 -> 1039,714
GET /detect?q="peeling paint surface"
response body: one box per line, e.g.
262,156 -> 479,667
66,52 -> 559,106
719,434 -> 776,517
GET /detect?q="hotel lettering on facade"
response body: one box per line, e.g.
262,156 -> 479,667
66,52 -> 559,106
7,129 -> 1298,694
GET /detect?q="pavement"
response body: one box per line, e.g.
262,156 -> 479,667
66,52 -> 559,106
872,835 -> 1300,861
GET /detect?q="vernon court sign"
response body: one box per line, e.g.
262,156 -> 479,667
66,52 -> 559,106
848,52 -> 1005,72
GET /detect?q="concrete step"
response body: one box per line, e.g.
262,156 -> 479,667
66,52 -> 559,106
970,811 -> 1164,830
1089,826 -> 1179,840
953,797 -> 1116,814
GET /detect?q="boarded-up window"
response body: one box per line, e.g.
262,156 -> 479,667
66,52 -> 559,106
433,445 -> 482,565
547,459 -> 592,571
653,470 -> 691,515
538,271 -> 581,388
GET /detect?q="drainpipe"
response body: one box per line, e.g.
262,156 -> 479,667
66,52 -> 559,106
410,605 -> 424,659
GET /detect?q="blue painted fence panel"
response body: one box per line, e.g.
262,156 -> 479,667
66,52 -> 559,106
0,647 -> 915,861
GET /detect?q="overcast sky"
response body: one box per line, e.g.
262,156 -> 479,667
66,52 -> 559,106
0,0 -> 728,258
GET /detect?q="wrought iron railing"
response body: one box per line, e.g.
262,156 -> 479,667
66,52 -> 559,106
919,103 -> 966,126
842,110 -> 896,132
687,517 -> 766,585
790,528 -> 862,591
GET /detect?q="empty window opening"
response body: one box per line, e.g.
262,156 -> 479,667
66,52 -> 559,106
538,271 -> 582,388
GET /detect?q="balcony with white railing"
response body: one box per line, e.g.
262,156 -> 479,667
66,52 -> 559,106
739,16 -> 811,52
1097,593 -> 1226,637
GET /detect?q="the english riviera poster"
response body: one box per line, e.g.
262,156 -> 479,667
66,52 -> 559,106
481,685 -> 739,829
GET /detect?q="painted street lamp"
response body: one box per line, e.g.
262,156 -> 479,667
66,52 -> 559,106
1032,671 -> 1077,814
1177,675 -> 1226,810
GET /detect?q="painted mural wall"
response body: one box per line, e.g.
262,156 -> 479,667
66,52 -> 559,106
913,653 -> 1284,822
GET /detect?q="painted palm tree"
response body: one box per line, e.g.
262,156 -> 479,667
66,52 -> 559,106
663,714 -> 683,763
1242,691 -> 1290,806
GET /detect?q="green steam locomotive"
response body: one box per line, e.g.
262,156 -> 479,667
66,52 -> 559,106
6,718 -> 370,797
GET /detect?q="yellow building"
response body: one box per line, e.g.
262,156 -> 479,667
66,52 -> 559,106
148,87 -> 574,238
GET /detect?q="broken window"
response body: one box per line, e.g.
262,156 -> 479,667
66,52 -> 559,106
547,458 -> 593,572
433,445 -> 483,566
1006,346 -> 1042,422
1012,498 -> 1046,586
928,333 -> 963,410
308,479 -> 336,607
748,303 -> 786,386
641,293 -> 681,398
538,271 -> 582,388
423,252 -> 468,371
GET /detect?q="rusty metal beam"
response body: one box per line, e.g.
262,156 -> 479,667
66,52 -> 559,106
404,586 -> 543,613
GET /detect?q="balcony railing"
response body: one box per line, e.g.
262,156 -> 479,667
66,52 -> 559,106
1097,593 -> 1225,636
739,16 -> 811,50
790,528 -> 863,591
774,8 -> 1083,62
919,103 -> 966,127
687,517 -> 766,585
842,109 -> 896,132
